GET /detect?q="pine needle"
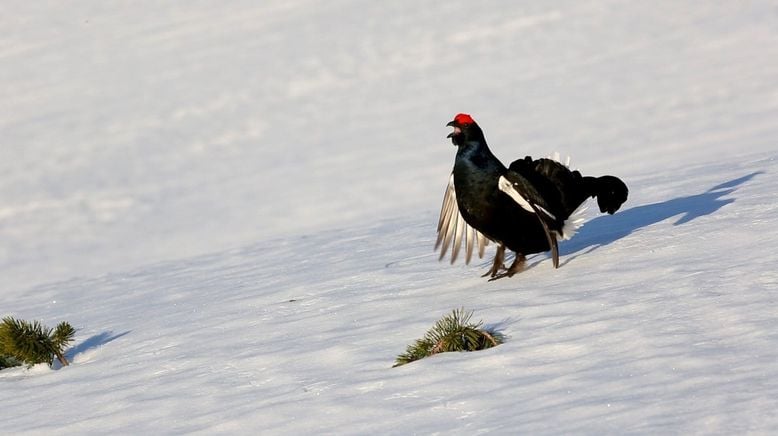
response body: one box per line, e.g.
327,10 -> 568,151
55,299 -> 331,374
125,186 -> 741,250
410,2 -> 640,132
393,308 -> 504,367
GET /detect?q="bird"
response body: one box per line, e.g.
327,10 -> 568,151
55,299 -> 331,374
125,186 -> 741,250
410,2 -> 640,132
436,113 -> 629,280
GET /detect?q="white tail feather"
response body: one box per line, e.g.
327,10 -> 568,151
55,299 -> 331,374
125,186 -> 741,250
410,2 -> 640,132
546,152 -> 586,239
548,152 -> 573,169
559,203 -> 588,240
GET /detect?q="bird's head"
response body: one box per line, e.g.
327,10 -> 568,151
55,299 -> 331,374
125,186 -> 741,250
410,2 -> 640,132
446,113 -> 476,147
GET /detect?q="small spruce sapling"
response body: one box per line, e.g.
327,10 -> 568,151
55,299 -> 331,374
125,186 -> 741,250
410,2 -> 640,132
394,308 -> 504,367
0,317 -> 76,368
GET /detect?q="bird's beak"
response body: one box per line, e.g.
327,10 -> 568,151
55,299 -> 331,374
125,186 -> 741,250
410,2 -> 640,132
446,120 -> 461,138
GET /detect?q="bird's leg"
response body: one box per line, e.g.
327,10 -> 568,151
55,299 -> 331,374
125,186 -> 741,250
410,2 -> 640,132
506,253 -> 526,276
481,244 -> 506,278
488,253 -> 526,281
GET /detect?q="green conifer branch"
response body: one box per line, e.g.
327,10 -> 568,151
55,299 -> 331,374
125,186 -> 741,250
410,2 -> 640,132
51,322 -> 76,366
0,354 -> 21,370
393,308 -> 504,367
0,317 -> 76,368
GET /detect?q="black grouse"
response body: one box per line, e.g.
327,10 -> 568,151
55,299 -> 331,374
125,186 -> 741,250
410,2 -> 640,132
436,113 -> 628,280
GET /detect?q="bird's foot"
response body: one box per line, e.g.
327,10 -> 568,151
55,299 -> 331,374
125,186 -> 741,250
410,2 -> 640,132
487,254 -> 526,281
481,244 -> 506,279
481,263 -> 506,278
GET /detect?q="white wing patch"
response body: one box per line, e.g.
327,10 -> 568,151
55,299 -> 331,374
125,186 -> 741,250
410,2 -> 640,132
497,176 -> 534,213
497,176 -> 557,221
436,174 -> 490,264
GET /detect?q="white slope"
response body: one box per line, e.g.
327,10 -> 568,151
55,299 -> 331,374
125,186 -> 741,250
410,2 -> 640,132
2,1 -> 778,434
3,153 -> 777,434
3,1 -> 777,290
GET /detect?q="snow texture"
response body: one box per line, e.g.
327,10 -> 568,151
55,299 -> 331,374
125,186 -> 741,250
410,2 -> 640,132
2,1 -> 778,434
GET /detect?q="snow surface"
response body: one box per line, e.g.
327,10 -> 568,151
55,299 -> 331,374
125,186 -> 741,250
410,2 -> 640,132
2,1 -> 778,434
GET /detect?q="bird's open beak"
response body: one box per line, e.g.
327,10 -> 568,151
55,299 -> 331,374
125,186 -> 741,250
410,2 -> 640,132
446,120 -> 461,138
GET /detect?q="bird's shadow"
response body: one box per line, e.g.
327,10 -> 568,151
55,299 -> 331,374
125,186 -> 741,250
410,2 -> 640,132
559,171 -> 763,264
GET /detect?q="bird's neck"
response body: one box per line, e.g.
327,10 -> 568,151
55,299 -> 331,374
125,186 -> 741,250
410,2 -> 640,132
456,139 -> 503,171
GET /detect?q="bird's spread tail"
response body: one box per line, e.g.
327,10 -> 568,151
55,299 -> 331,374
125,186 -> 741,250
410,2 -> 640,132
591,175 -> 628,214
559,203 -> 587,241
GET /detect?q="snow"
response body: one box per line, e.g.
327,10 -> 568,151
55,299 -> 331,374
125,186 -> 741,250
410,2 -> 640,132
2,1 -> 777,433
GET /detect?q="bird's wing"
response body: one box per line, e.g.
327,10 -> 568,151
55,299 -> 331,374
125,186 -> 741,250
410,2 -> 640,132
507,154 -> 592,240
497,173 -> 560,268
436,174 -> 489,264
497,173 -> 558,222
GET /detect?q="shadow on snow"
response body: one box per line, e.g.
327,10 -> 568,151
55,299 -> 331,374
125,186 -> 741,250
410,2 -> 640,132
65,330 -> 131,362
560,171 -> 763,263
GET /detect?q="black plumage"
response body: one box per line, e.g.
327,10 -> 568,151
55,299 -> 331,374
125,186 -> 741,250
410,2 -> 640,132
436,113 -> 628,279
